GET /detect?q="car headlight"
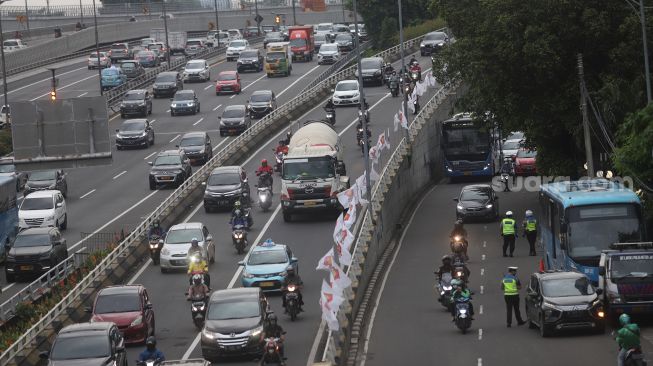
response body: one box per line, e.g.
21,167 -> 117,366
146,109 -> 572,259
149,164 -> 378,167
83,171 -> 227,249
437,42 -> 444,46
279,270 -> 288,277
188,102 -> 194,106
120,102 -> 126,107
130,315 -> 143,327
161,247 -> 170,256
138,102 -> 146,106
202,329 -> 217,339
47,184 -> 56,189
171,103 -> 177,108
140,132 -> 148,137
46,215 -> 55,220
420,43 -> 425,47
485,204 -> 493,209
219,120 -> 226,126
456,204 -> 464,210
243,270 -> 255,278
250,326 -> 263,338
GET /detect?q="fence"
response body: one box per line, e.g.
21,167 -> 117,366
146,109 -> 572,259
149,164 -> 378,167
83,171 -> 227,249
0,32 -> 429,365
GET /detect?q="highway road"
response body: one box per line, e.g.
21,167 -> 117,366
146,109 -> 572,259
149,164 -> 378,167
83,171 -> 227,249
361,180 -> 653,365
0,44 -> 327,299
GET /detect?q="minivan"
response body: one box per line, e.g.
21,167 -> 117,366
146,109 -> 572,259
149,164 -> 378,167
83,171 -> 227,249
153,71 -> 183,98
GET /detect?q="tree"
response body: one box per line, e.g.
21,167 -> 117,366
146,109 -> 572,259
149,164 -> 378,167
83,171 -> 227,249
614,104 -> 653,186
434,0 -> 646,176
357,0 -> 435,48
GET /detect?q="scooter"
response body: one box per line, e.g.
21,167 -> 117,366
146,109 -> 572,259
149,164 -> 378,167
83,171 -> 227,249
149,236 -> 162,265
274,149 -> 285,173
257,185 -> 272,212
232,224 -> 248,254
283,284 -> 301,321
136,359 -> 163,366
450,235 -> 469,261
356,126 -> 371,154
186,293 -> 207,329
454,297 -> 473,334
453,264 -> 468,284
625,347 -> 647,366
260,337 -> 286,365
436,272 -> 453,310
325,107 -> 336,125
389,78 -> 399,97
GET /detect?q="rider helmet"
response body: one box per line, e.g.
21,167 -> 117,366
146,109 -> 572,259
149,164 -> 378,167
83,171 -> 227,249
193,274 -> 203,285
234,209 -> 242,217
234,200 -> 241,208
619,313 -> 631,326
505,211 -> 513,217
191,238 -> 199,246
286,266 -> 295,276
146,336 -> 156,351
268,313 -> 278,325
261,159 -> 268,167
153,219 -> 159,228
442,255 -> 452,263
451,279 -> 463,287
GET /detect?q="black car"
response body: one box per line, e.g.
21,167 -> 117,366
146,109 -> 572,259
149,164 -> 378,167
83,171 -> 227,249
454,184 -> 498,221
177,131 -> 213,165
148,150 -> 192,190
334,33 -> 355,52
24,169 -> 68,197
200,288 -> 268,362
237,49 -> 264,73
525,271 -> 605,337
203,165 -> 249,212
136,50 -> 160,67
115,119 -> 155,149
120,89 -> 152,118
118,60 -> 145,79
420,31 -> 449,56
355,57 -> 384,86
0,158 -> 28,191
170,90 -> 200,116
153,71 -> 183,98
219,105 -> 250,136
40,322 -> 127,366
264,32 -> 285,48
247,90 -> 277,118
4,227 -> 68,282
314,33 -> 329,51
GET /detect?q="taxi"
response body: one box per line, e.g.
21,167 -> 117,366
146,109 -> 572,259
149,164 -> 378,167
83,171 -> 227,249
238,239 -> 298,292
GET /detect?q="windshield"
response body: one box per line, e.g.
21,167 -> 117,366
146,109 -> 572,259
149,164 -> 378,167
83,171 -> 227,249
173,92 -> 194,101
4,41 -> 18,47
208,173 -> 240,185
230,41 -> 246,48
320,44 -> 338,52
165,228 -> 202,244
266,32 -> 282,39
120,121 -> 145,131
290,39 -> 306,47
138,52 -> 155,60
51,335 -> 109,360
186,61 -> 204,70
336,82 -> 358,91
250,94 -> 270,102
218,73 -> 236,81
318,24 -> 332,31
21,197 -> 54,210
124,92 -> 144,101
180,136 -> 204,147
155,74 -> 176,82
153,155 -> 181,166
517,149 -> 537,158
443,124 -> 490,158
610,256 -> 653,279
460,188 -> 490,203
335,34 -> 351,41
567,204 -> 643,259
13,234 -> 50,247
149,44 -> 163,51
186,41 -> 202,47
94,293 -> 141,313
361,59 -> 380,69
120,62 -> 136,69
266,52 -> 286,61
240,51 -> 258,59
222,108 -> 244,118
111,44 -> 126,50
248,249 -> 288,265
502,140 -> 522,150
90,52 -> 106,58
207,300 -> 259,320
541,277 -> 595,297
282,157 -> 335,180
29,171 -> 56,181
0,164 -> 15,173
425,33 -> 447,41
315,34 -> 326,42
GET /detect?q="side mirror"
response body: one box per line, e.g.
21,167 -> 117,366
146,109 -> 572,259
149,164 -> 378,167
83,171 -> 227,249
201,181 -> 207,186
453,198 -> 458,202
238,260 -> 245,266
291,257 -> 298,263
206,235 -> 213,242
330,89 -> 335,93
595,288 -> 603,295
39,351 -> 50,360
147,162 -> 153,166
115,129 -> 120,132
115,344 -> 125,352
158,239 -> 164,244
56,202 -> 63,208
599,267 -> 605,276
175,144 -> 179,148
145,303 -> 153,310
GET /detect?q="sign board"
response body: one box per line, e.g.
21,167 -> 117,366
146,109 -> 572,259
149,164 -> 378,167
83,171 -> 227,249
255,14 -> 264,23
10,97 -> 113,171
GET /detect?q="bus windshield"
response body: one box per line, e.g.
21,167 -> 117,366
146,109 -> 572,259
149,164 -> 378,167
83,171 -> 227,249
566,204 -> 643,259
442,124 -> 490,160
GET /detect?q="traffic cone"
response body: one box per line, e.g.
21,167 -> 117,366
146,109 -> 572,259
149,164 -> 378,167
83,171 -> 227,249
539,258 -> 545,273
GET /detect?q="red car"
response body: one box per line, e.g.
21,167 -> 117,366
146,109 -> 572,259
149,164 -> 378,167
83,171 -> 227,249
215,71 -> 241,95
514,149 -> 537,176
89,285 -> 155,345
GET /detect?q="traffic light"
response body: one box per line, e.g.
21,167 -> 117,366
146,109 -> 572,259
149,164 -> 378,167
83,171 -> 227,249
275,15 -> 281,24
50,90 -> 56,101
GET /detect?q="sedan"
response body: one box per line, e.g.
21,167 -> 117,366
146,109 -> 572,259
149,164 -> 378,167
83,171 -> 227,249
454,184 -> 498,222
87,51 -> 111,69
219,105 -> 250,136
420,31 -> 449,56
159,222 -> 215,272
215,71 -> 242,95
100,67 -> 127,90
170,90 -> 200,116
115,119 -> 155,149
239,241 -> 298,292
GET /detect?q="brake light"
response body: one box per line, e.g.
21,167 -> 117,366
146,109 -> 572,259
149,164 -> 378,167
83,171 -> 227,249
325,186 -> 332,197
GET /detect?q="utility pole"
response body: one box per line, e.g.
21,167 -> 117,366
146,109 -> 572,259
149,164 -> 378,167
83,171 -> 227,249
162,1 -> 171,68
255,0 -> 261,35
291,0 -> 296,26
92,0 -> 103,95
577,53 -> 594,178
0,0 -> 9,114
398,0 -> 409,140
24,0 -> 31,37
213,0 -> 220,45
639,0 -> 652,104
79,0 -> 84,26
47,68 -> 57,100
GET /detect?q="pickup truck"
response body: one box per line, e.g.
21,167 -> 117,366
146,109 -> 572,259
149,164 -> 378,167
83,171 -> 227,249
3,39 -> 27,52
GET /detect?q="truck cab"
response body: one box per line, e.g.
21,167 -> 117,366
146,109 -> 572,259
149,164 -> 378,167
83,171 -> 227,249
265,42 -> 292,77
288,26 -> 314,62
598,242 -> 653,317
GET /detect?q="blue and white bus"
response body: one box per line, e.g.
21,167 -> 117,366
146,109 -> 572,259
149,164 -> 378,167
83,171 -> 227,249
0,176 -> 18,262
441,113 -> 496,178
539,179 -> 645,284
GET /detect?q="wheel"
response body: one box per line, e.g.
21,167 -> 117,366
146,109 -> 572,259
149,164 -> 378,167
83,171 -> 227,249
216,92 -> 220,96
120,113 -> 125,118
528,317 -> 536,329
204,205 -> 211,213
210,249 -> 215,263
539,314 -> 551,337
60,214 -> 67,230
283,212 -> 291,222
5,272 -> 15,283
171,111 -> 175,117
149,181 -> 156,190
160,267 -> 168,273
290,310 -> 297,321
88,66 -> 92,70
220,131 -> 225,137
148,105 -> 152,115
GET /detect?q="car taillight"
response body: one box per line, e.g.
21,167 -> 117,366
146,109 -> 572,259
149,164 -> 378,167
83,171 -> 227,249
284,190 -> 293,200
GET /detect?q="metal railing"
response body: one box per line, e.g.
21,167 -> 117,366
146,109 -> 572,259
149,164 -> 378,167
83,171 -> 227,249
0,32 -> 429,364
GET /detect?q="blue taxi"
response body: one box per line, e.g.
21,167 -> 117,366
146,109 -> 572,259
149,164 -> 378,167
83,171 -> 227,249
100,66 -> 127,90
238,239 -> 298,292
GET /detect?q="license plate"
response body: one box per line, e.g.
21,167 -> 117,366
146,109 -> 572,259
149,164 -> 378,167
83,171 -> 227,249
20,265 -> 33,271
219,200 -> 229,205
259,281 -> 274,287
463,172 -> 472,176
229,129 -> 237,133
160,176 -> 173,181
304,201 -> 316,206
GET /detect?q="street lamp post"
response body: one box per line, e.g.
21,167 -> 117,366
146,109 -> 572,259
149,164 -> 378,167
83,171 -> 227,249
92,0 -> 103,95
79,0 -> 84,26
291,0 -> 296,25
397,0 -> 409,139
255,0 -> 261,35
23,0 -> 30,37
0,0 -> 10,118
162,1 -> 171,68
213,0 -> 220,45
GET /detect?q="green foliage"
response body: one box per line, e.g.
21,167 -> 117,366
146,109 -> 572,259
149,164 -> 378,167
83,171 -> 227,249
435,0 -> 647,176
358,0 -> 436,48
613,104 -> 653,184
0,129 -> 12,156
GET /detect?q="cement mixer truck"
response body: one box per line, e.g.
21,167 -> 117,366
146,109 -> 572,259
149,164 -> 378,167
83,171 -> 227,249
280,121 -> 349,222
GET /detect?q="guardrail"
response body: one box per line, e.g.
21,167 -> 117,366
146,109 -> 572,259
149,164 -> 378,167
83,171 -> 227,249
0,32 -> 430,365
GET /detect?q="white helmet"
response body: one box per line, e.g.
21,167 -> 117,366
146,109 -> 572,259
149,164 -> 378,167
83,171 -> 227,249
525,210 -> 533,216
506,211 -> 513,217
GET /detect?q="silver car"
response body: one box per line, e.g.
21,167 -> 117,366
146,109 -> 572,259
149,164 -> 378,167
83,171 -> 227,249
87,51 -> 112,69
159,222 -> 216,272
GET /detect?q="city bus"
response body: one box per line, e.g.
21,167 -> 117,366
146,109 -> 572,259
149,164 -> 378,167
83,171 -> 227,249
539,179 -> 645,284
441,113 -> 496,178
0,176 -> 18,262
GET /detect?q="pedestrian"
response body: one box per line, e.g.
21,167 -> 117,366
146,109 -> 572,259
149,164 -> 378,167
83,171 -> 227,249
501,266 -> 526,328
500,211 -> 516,257
522,210 -> 537,256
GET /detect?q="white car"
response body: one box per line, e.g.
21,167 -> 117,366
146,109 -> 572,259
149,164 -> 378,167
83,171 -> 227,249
502,139 -> 523,160
159,222 -> 216,272
317,43 -> 340,65
18,190 -> 67,230
332,80 -> 360,106
87,51 -> 111,69
227,29 -> 243,41
183,59 -> 211,82
226,39 -> 249,61
140,37 -> 156,47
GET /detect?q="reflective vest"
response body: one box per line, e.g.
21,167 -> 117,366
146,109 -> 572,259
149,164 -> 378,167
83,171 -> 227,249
502,275 -> 519,295
501,218 -> 515,235
525,218 -> 537,232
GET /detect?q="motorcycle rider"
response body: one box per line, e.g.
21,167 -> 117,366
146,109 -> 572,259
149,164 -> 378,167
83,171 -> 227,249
261,314 -> 286,358
147,219 -> 166,241
138,336 -> 165,363
187,238 -> 205,260
231,200 -> 250,223
275,140 -> 289,155
281,131 -> 292,146
451,255 -> 471,283
449,219 -> 469,260
409,54 -> 418,66
450,278 -> 474,320
256,159 -> 274,189
616,313 -> 641,366
187,273 -> 210,301
231,208 -> 248,228
282,266 -> 304,312
324,98 -> 335,111
500,157 -> 515,191
187,247 -> 210,288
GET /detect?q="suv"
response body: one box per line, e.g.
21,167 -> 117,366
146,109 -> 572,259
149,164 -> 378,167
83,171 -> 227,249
115,119 -> 155,149
454,184 -> 499,222
420,31 -> 449,56
525,271 -> 605,337
109,42 -> 132,61
201,288 -> 268,362
177,132 -> 213,165
24,169 -> 68,197
4,227 -> 67,282
185,39 -> 206,57
170,90 -> 200,116
355,57 -> 384,86
183,59 -> 211,82
153,71 -> 183,98
148,150 -> 192,190
203,166 -> 249,212
18,190 -> 67,230
39,322 -> 127,366
218,105 -> 250,136
118,60 -> 145,78
247,90 -> 276,118
237,49 -> 264,73
120,90 -> 152,118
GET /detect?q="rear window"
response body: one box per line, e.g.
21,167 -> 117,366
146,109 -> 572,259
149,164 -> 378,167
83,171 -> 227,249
186,40 -> 202,46
111,44 -> 127,50
218,73 -> 236,81
95,293 -> 141,313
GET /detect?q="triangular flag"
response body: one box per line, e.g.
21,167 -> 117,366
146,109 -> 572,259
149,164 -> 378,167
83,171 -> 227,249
320,279 -> 344,312
399,106 -> 409,129
356,174 -> 369,204
316,248 -> 336,271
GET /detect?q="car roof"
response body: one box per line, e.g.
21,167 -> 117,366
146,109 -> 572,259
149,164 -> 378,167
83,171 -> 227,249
210,287 -> 260,302
175,90 -> 195,95
98,284 -> 142,296
362,57 -> 383,63
158,71 -> 179,76
535,270 -> 587,281
157,150 -> 183,156
187,59 -> 206,63
224,104 -> 246,111
169,222 -> 204,231
461,184 -> 492,191
240,48 -> 258,53
122,118 -> 147,124
251,241 -> 288,253
210,165 -> 241,175
59,322 -> 114,335
182,131 -> 207,138
338,80 -> 358,85
251,90 -> 272,96
23,190 -> 59,198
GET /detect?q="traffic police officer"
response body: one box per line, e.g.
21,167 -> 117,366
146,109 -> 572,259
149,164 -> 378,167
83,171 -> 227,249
501,266 -> 525,327
500,211 -> 516,257
522,210 -> 538,256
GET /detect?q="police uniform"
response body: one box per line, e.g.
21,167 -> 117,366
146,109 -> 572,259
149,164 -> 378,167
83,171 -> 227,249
501,268 -> 525,327
523,216 -> 538,256
501,217 -> 516,257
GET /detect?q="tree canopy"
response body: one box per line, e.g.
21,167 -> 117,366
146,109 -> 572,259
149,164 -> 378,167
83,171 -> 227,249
356,0 -> 435,47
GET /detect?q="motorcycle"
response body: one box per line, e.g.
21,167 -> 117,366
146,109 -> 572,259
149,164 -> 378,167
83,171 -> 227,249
454,297 -> 473,334
453,264 -> 468,284
149,236 -> 162,265
450,235 -> 469,261
325,107 -> 336,125
436,272 -> 453,310
260,337 -> 286,365
257,186 -> 272,212
232,224 -> 248,254
356,126 -> 371,154
186,293 -> 207,329
284,284 -> 301,321
274,149 -> 285,173
625,347 -> 647,366
136,359 -> 163,366
389,78 -> 399,97
383,64 -> 395,84
409,62 -> 422,82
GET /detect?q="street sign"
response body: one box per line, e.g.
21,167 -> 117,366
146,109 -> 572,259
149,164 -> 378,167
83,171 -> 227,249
11,96 -> 113,170
255,14 -> 263,23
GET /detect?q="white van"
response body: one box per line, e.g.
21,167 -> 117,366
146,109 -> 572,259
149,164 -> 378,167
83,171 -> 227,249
19,190 -> 67,230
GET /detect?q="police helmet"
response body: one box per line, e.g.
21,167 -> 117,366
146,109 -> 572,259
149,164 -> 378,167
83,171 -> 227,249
146,336 -> 156,350
525,210 -> 533,216
506,211 -> 513,217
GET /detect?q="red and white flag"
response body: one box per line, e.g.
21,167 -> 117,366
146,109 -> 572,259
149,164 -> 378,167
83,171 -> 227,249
355,174 -> 369,204
316,248 -> 336,271
368,145 -> 380,164
425,70 -> 437,88
337,186 -> 359,207
407,93 -> 416,114
370,164 -> 380,182
330,263 -> 352,291
333,226 -> 354,266
394,106 -> 409,131
376,130 -> 390,151
415,80 -> 427,96
320,279 -> 344,312
321,303 -> 340,331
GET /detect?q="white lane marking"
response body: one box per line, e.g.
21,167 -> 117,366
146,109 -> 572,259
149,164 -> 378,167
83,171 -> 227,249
169,134 -> 180,143
77,92 -> 88,97
79,189 -> 96,199
481,254 -> 486,261
479,304 -> 483,315
212,104 -> 222,111
338,94 -> 391,137
193,117 -> 204,126
481,268 -> 485,276
112,170 -> 127,180
483,240 -> 486,248
241,74 -> 267,91
68,190 -> 159,251
30,74 -> 97,101
127,258 -> 152,284
144,151 -> 157,160
358,185 -> 437,366
480,285 -> 484,295
150,119 -> 157,124
277,65 -> 320,97
478,358 -> 483,366
110,114 -> 120,121
1,283 -> 14,291
484,225 -> 487,231
166,109 -> 171,112
229,94 -> 236,99
0,65 -> 87,98
204,84 -> 213,90
478,328 -> 483,340
182,333 -> 202,360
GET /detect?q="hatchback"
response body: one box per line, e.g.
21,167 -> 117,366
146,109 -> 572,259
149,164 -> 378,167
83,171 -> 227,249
159,222 -> 215,272
89,285 -> 155,344
177,131 -> 213,164
215,71 -> 241,95
136,50 -> 160,67
115,119 -> 155,149
332,80 -> 360,106
100,67 -> 127,90
454,184 -> 499,221
119,60 -> 145,78
515,149 -> 537,176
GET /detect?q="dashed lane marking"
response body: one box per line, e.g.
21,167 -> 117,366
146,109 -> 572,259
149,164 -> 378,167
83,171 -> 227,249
79,189 -> 96,199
